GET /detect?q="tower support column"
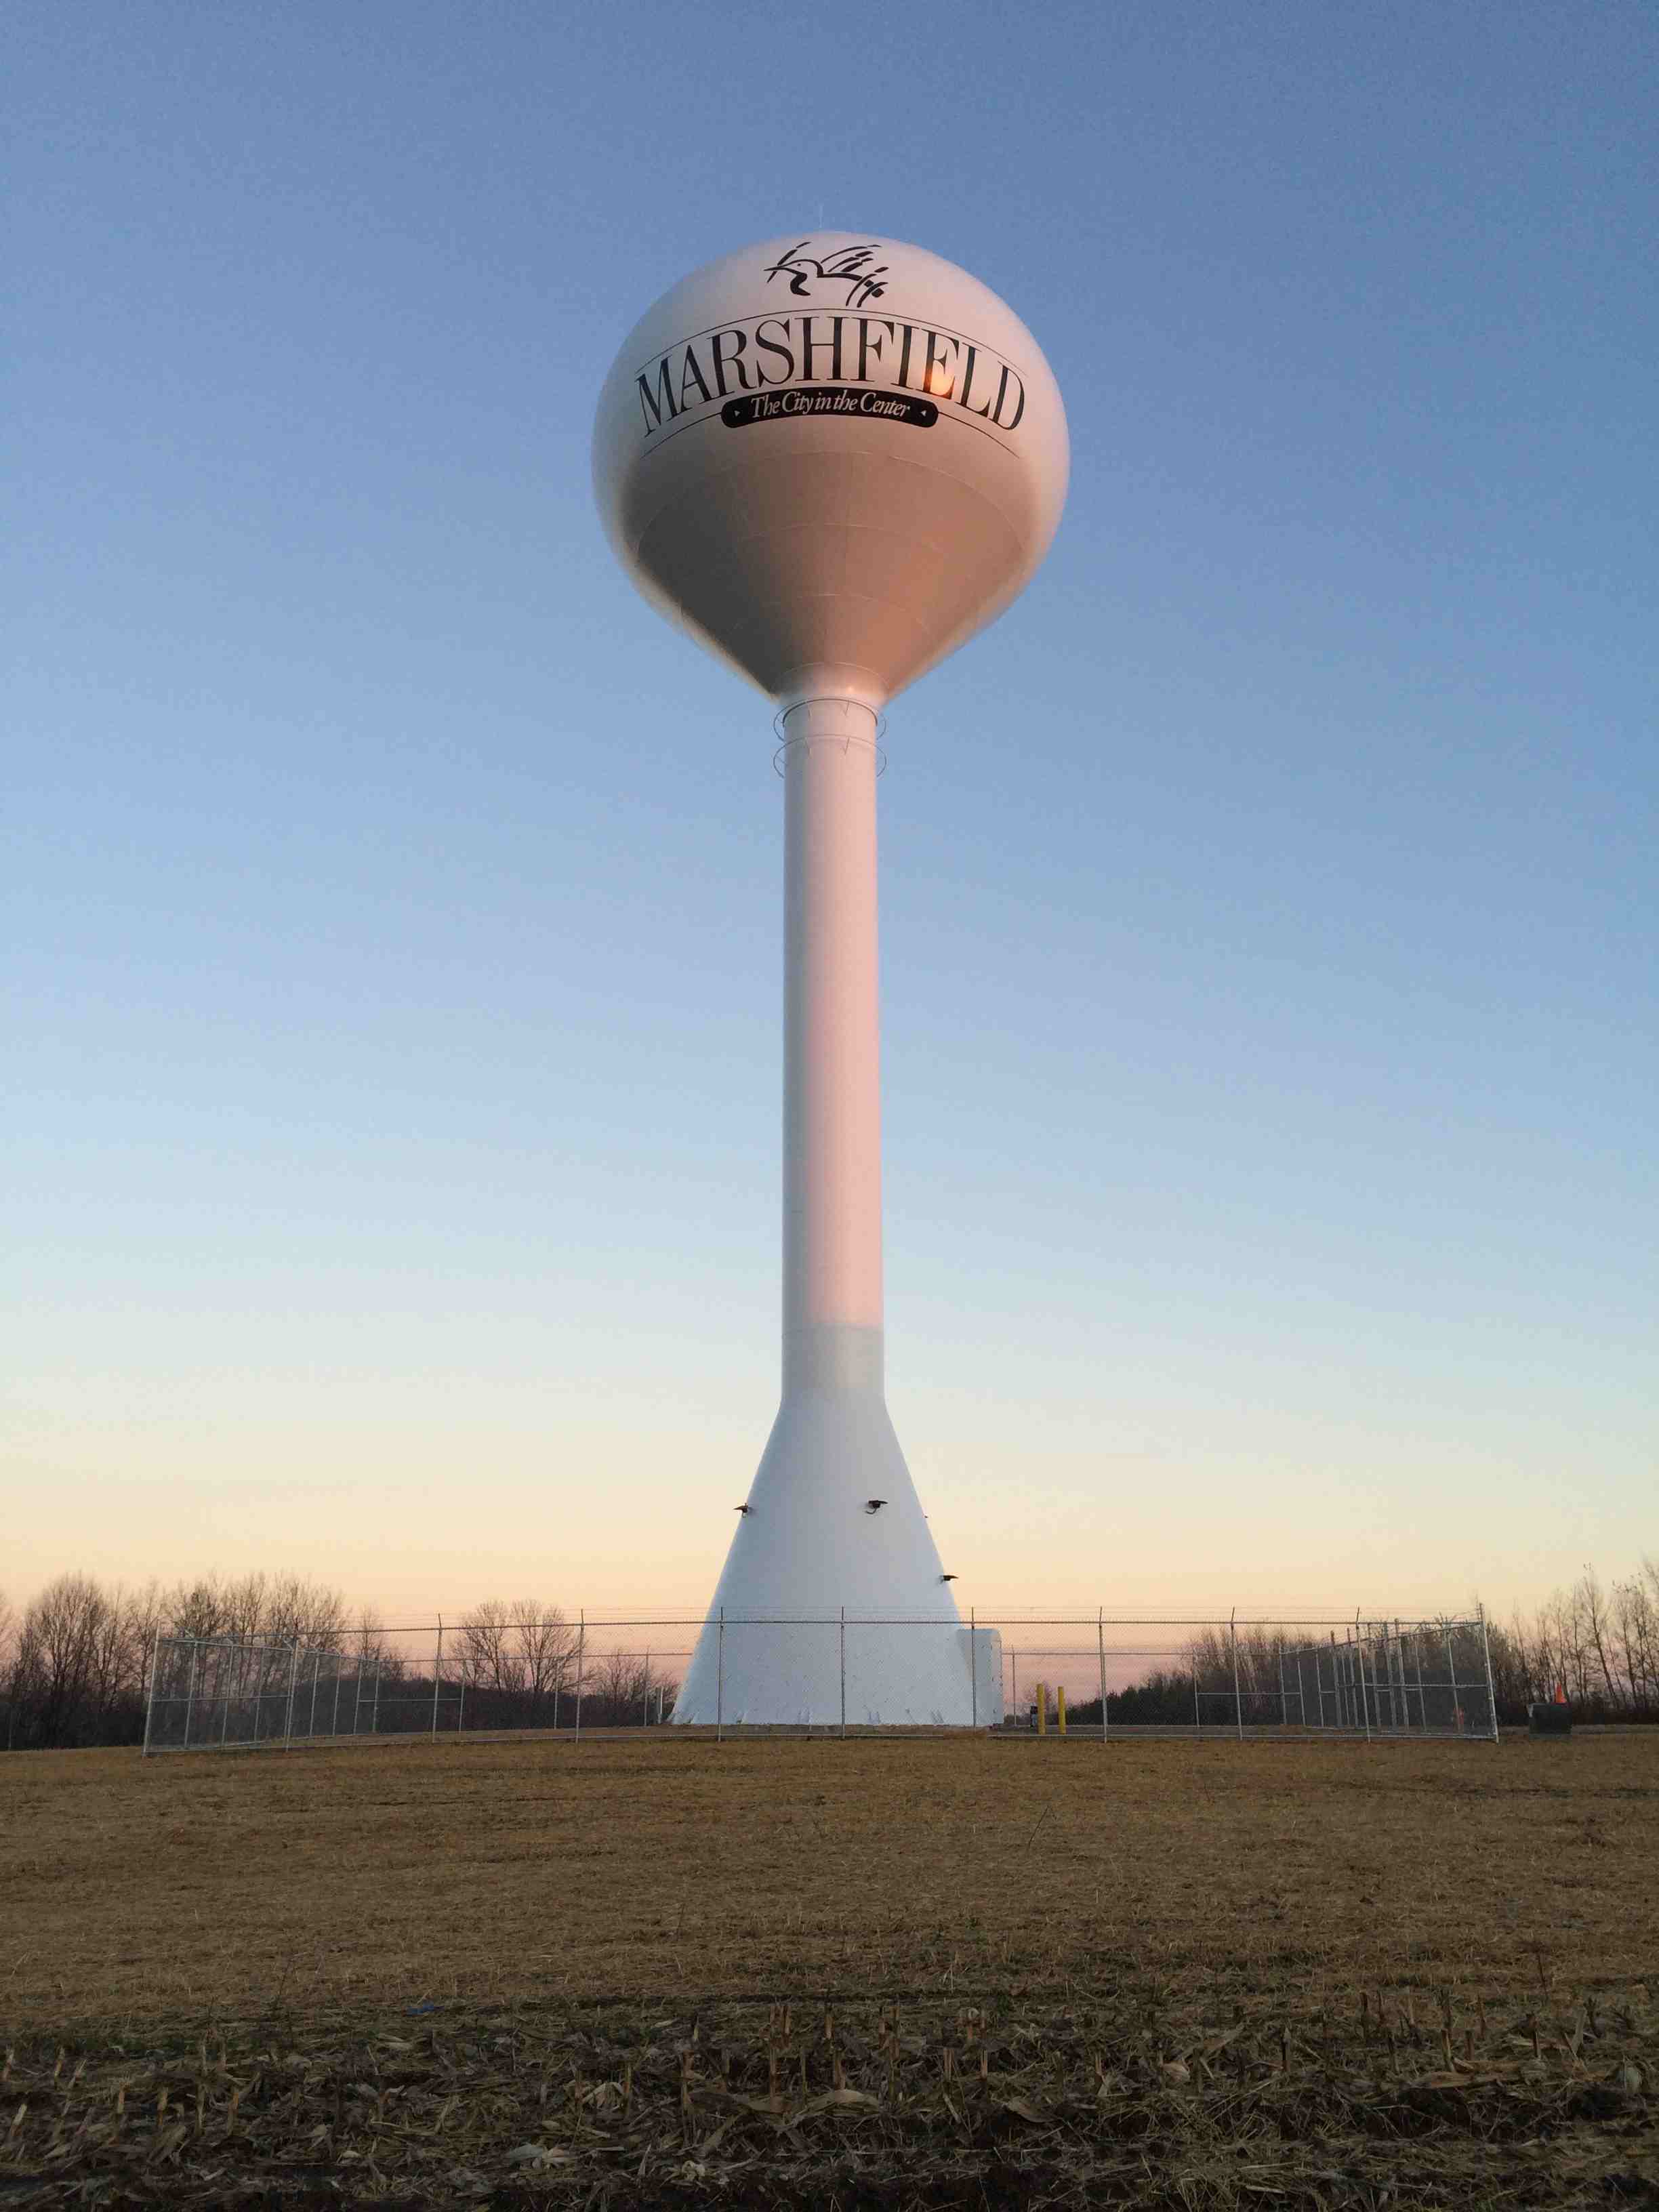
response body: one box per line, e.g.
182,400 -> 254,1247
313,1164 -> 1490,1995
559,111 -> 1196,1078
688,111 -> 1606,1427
668,699 -> 987,1727
782,696 -> 885,1397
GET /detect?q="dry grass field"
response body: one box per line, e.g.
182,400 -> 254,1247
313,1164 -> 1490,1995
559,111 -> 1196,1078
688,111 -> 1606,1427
2,1730 -> 1655,2207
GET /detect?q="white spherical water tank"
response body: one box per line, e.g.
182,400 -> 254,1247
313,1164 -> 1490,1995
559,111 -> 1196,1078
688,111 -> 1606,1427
594,234 -> 1067,1724
594,232 -> 1067,714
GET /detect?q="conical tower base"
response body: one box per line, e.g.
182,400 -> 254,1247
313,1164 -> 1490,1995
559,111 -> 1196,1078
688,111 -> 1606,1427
672,1332 -> 994,1725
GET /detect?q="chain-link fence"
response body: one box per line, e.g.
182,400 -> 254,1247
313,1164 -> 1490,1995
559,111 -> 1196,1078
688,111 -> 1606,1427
142,1610 -> 1498,1753
142,1622 -> 691,1754
143,1637 -> 391,1752
1281,1619 -> 1496,1737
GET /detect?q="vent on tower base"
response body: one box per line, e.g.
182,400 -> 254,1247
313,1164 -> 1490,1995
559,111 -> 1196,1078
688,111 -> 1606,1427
864,1498 -> 886,1514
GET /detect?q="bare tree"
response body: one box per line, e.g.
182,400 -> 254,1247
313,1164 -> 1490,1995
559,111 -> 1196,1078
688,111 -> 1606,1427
217,1574 -> 271,1644
577,1647 -> 677,1725
1574,1568 -> 1622,1707
457,1601 -> 526,1696
350,1605 -> 405,1680
0,1589 -> 17,1752
122,1582 -> 167,1701
1615,1568 -> 1657,1713
164,1576 -> 232,1641
586,1646 -> 647,1725
1179,1624 -> 1297,1723
11,1575 -> 132,1748
157,1572 -> 348,1649
262,1574 -> 350,1649
509,1600 -> 575,1719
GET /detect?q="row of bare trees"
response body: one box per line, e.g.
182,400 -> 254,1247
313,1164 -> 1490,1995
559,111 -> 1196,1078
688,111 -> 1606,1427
450,1602 -> 677,1729
451,1599 -> 575,1715
7,1558 -> 1652,1750
0,1574 -> 154,1750
1058,1623 -> 1318,1729
0,1575 -> 682,1749
1038,1565 -> 1659,1730
1483,1561 -> 1659,1721
0,1573 -> 378,1750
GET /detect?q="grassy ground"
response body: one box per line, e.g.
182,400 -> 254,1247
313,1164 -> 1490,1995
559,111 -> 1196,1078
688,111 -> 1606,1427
2,1731 -> 1654,2205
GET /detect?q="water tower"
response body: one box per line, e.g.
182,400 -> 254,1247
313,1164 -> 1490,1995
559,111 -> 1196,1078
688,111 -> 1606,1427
594,233 -> 1067,1723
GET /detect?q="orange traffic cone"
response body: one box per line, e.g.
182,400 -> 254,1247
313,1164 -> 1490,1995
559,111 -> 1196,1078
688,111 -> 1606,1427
1554,1681 -> 1568,1704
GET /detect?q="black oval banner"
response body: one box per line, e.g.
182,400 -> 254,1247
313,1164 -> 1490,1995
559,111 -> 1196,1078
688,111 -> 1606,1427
721,386 -> 939,431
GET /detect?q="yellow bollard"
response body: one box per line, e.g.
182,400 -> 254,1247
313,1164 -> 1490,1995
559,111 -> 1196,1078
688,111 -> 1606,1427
1057,1685 -> 1067,1736
1035,1681 -> 1046,1735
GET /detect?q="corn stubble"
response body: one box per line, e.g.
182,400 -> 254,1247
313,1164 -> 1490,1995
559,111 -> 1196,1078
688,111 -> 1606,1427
1,1732 -> 1654,2205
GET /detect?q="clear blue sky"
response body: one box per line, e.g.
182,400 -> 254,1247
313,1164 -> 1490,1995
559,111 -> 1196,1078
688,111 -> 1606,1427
7,1 -> 1654,1621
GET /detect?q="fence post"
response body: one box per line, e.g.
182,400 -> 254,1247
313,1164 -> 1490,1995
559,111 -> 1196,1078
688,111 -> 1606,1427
141,1628 -> 162,1759
371,1656 -> 382,1734
644,1647 -> 651,1728
575,1612 -> 586,1742
1412,1625 -> 1427,1732
839,1607 -> 846,1738
309,1647 -> 321,1740
457,1660 -> 467,1736
283,1641 -> 302,1750
716,1607 -> 724,1742
1099,1610 -> 1108,1743
1478,1603 -> 1498,1740
220,1647 -> 235,1746
1356,1617 -> 1372,1742
182,1639 -> 197,1750
1231,1610 -> 1243,1740
1010,1646 -> 1017,1727
970,1606 -> 977,1732
431,1620 -> 444,1738
1193,1654 -> 1200,1734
